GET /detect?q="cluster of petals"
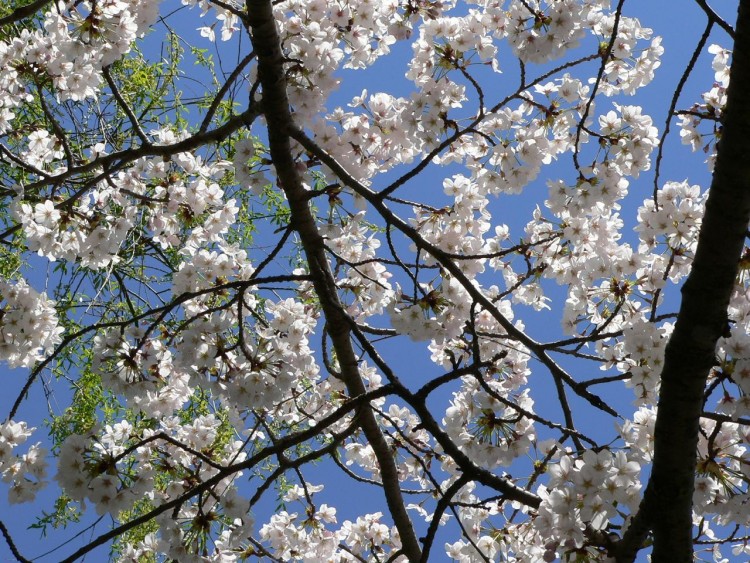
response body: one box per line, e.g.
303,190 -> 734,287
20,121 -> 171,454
0,421 -> 47,505
679,44 -> 730,171
2,0 -> 747,561
0,0 -> 157,128
0,280 -> 62,368
533,448 -> 641,558
259,506 -> 401,561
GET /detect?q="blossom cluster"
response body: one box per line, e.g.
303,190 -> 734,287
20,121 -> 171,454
0,280 -> 62,369
0,421 -> 47,505
259,508 -> 402,562
679,44 -> 731,171
533,448 -> 642,558
56,416 -> 254,561
1,0 -> 748,561
16,194 -> 137,269
0,0 -> 158,135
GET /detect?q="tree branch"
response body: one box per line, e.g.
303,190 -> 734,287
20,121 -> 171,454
0,0 -> 51,27
289,125 -> 618,419
0,521 -> 30,563
617,3 -> 750,560
694,0 -> 736,38
244,1 -> 423,559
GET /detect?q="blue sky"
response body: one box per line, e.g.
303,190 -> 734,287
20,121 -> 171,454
0,1 -> 740,561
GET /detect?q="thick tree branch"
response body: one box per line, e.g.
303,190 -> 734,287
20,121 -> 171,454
0,0 -> 51,27
617,3 -> 750,561
244,1 -> 423,559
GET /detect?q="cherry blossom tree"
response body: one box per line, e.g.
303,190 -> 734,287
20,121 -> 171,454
0,0 -> 748,561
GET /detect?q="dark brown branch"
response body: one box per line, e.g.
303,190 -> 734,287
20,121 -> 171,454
695,0 -> 736,38
653,19 -> 713,201
418,475 -> 471,562
36,83 -> 74,169
0,521 -> 30,563
573,0 -> 626,172
0,0 -> 51,26
700,411 -> 750,427
102,66 -> 152,146
617,3 -> 750,561
245,1 -> 423,559
289,126 -> 618,419
198,51 -> 256,133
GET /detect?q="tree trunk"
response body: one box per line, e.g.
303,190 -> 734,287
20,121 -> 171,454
618,2 -> 750,560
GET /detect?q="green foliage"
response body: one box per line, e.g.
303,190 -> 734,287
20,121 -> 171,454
0,238 -> 24,279
111,498 -> 159,561
48,365 -> 105,450
28,494 -> 82,538
109,34 -> 187,140
0,4 -> 293,558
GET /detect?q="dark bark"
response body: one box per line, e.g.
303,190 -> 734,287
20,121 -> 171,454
617,2 -> 750,560
0,0 -> 52,27
244,1 -> 423,560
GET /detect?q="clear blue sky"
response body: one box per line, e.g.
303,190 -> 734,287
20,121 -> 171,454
0,1 -> 738,561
